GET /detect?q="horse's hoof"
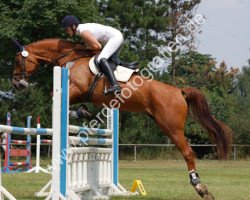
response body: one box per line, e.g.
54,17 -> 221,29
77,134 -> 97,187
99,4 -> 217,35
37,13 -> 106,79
203,193 -> 215,200
193,183 -> 214,198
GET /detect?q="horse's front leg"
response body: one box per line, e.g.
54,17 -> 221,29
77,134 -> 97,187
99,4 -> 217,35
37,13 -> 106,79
69,82 -> 85,105
68,83 -> 97,121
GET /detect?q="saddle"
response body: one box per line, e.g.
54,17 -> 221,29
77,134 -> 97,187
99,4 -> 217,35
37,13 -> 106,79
85,56 -> 139,101
89,56 -> 139,82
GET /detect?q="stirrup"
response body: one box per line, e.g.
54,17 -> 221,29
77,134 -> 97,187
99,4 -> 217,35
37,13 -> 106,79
104,84 -> 121,95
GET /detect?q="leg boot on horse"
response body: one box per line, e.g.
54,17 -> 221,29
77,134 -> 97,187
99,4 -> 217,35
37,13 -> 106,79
69,105 -> 102,123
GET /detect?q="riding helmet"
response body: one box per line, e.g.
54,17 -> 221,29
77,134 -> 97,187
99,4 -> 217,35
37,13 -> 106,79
62,15 -> 80,29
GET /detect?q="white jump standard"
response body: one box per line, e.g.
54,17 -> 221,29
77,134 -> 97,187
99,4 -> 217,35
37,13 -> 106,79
44,66 -> 130,200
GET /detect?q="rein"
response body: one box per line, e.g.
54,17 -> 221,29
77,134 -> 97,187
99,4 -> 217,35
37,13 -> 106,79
51,49 -> 75,66
13,42 -> 101,101
13,48 -> 91,79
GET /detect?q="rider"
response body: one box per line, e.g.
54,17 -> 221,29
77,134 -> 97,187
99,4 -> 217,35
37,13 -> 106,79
62,15 -> 138,94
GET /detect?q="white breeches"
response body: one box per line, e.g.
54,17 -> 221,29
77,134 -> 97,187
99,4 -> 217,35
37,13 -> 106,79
97,31 -> 123,63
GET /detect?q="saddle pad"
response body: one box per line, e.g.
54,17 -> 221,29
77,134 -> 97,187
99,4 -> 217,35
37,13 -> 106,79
89,56 -> 138,82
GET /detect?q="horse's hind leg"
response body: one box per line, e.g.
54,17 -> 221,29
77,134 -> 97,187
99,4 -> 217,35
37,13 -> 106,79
169,130 -> 196,171
152,108 -> 214,199
168,129 -> 212,198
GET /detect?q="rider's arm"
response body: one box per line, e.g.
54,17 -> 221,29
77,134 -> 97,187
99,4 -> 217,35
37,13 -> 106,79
80,31 -> 102,50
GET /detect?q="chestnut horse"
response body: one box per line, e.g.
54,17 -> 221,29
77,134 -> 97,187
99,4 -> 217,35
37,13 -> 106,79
12,39 -> 232,199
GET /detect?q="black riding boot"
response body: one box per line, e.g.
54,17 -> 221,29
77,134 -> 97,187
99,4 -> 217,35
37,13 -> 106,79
99,58 -> 122,94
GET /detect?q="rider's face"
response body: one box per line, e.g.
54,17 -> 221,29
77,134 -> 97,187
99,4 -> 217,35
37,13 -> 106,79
65,27 -> 74,37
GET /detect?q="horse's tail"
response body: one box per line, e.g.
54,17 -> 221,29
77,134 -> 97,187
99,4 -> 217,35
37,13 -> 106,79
181,87 -> 233,159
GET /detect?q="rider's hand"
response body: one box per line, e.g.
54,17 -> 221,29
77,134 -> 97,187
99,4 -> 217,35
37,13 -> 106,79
74,43 -> 86,51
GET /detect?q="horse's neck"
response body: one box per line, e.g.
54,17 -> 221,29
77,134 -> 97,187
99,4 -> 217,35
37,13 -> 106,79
26,40 -> 98,66
25,40 -> 73,62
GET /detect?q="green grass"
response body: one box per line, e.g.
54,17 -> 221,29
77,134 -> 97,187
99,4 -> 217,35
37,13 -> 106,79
2,160 -> 250,200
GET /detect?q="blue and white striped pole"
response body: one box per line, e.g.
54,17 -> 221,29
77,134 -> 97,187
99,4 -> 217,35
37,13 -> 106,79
107,109 -> 119,186
112,109 -> 119,186
0,125 -> 53,135
60,67 -> 69,197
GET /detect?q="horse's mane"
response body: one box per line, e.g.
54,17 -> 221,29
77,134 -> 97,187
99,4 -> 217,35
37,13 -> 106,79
28,38 -> 74,46
26,38 -> 75,51
25,38 -> 99,60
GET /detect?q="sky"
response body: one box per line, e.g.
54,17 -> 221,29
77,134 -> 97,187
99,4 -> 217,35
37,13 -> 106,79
197,0 -> 250,69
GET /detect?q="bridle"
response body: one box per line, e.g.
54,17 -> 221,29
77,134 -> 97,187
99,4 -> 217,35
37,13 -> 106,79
13,48 -> 75,81
12,39 -> 96,88
13,50 -> 38,80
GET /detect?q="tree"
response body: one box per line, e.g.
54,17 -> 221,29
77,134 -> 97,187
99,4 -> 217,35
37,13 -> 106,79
98,0 -> 170,66
0,0 -> 102,78
167,52 -> 237,149
162,0 -> 202,80
230,65 -> 250,144
0,0 -> 103,126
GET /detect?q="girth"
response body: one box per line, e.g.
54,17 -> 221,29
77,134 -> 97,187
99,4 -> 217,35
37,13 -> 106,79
85,56 -> 118,102
85,73 -> 103,102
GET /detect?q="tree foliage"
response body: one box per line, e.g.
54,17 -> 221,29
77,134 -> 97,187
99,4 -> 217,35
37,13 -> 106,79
98,0 -> 170,65
0,0 -> 103,126
229,66 -> 250,144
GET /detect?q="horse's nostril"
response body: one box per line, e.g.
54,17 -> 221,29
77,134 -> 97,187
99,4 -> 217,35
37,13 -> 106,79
13,82 -> 20,90
12,79 -> 19,89
19,84 -> 26,90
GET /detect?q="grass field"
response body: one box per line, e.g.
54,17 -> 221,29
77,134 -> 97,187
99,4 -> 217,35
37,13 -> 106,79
1,159 -> 250,200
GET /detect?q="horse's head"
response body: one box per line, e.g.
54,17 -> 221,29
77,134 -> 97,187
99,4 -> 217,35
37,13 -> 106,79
12,39 -> 41,90
12,38 -> 99,90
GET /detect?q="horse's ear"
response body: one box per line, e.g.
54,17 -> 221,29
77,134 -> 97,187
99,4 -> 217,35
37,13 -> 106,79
12,38 -> 24,52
